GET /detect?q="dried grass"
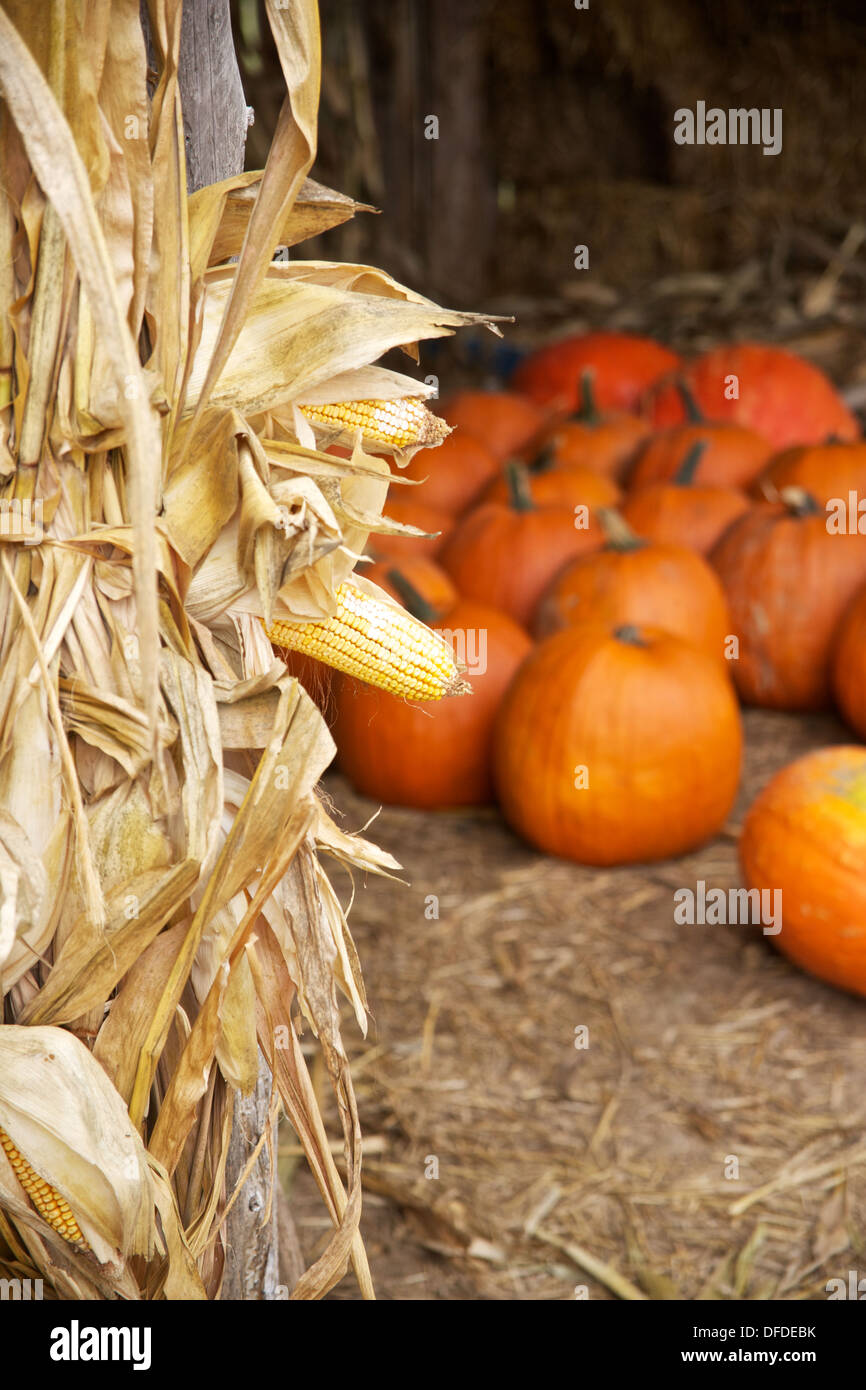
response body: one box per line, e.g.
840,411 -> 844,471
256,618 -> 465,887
289,709 -> 866,1301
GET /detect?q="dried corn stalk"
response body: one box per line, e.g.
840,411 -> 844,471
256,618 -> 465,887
0,0 -> 500,1301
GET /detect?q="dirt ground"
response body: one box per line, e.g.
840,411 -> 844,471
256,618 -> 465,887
280,707 -> 866,1301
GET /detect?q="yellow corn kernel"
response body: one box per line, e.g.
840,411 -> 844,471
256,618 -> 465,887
265,581 -> 469,701
0,1126 -> 89,1249
297,397 -> 451,451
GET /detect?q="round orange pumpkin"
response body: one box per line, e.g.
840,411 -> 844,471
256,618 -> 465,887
481,452 -> 621,511
493,622 -> 742,865
512,332 -> 680,413
647,343 -> 859,448
832,585 -> 866,739
739,746 -> 866,996
333,588 -> 532,808
439,463 -> 604,626
364,556 -> 459,612
752,441 -> 866,507
621,441 -> 752,554
533,510 -> 731,665
710,491 -> 866,710
435,390 -> 546,461
539,373 -> 653,481
395,432 -> 499,514
628,385 -> 772,490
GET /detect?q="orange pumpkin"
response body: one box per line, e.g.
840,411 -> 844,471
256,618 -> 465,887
481,450 -> 621,510
395,432 -> 499,514
539,373 -> 653,481
753,441 -> 866,507
512,331 -> 680,413
621,441 -> 752,554
364,556 -> 459,613
647,343 -> 859,448
333,583 -> 532,808
367,494 -> 452,560
493,623 -> 742,865
832,585 -> 866,739
435,390 -> 546,461
534,509 -> 731,665
439,463 -> 604,625
739,746 -> 866,996
710,491 -> 866,710
628,384 -> 772,490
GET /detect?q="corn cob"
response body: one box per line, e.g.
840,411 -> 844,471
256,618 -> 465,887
265,581 -> 469,700
0,1125 -> 89,1248
297,397 -> 451,451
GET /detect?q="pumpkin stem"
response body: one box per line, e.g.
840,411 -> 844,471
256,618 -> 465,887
530,443 -> 557,475
505,459 -> 536,512
673,439 -> 708,486
779,485 -> 821,518
571,369 -> 601,425
614,624 -> 647,647
676,378 -> 705,423
383,568 -> 441,625
596,506 -> 646,551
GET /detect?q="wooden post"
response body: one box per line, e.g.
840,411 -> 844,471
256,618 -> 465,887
177,0 -> 248,193
426,0 -> 495,302
219,1059 -> 280,1300
171,0 -> 280,1300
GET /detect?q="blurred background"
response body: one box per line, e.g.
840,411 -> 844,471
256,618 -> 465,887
232,0 -> 866,392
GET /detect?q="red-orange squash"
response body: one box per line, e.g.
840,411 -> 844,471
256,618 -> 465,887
334,586 -> 532,808
832,585 -> 866,739
647,343 -> 859,448
621,441 -> 752,554
739,746 -> 866,996
710,491 -> 866,710
395,432 -> 499,514
493,622 -> 743,865
752,441 -> 866,508
534,510 -> 731,665
439,463 -> 604,625
435,390 -> 546,460
512,332 -> 680,413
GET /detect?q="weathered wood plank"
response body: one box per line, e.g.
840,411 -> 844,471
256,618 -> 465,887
165,0 -> 284,1301
178,0 -> 249,195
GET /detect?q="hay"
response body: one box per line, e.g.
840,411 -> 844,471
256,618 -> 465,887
284,709 -> 866,1300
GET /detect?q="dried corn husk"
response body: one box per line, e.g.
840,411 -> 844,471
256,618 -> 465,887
0,0 -> 502,1302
